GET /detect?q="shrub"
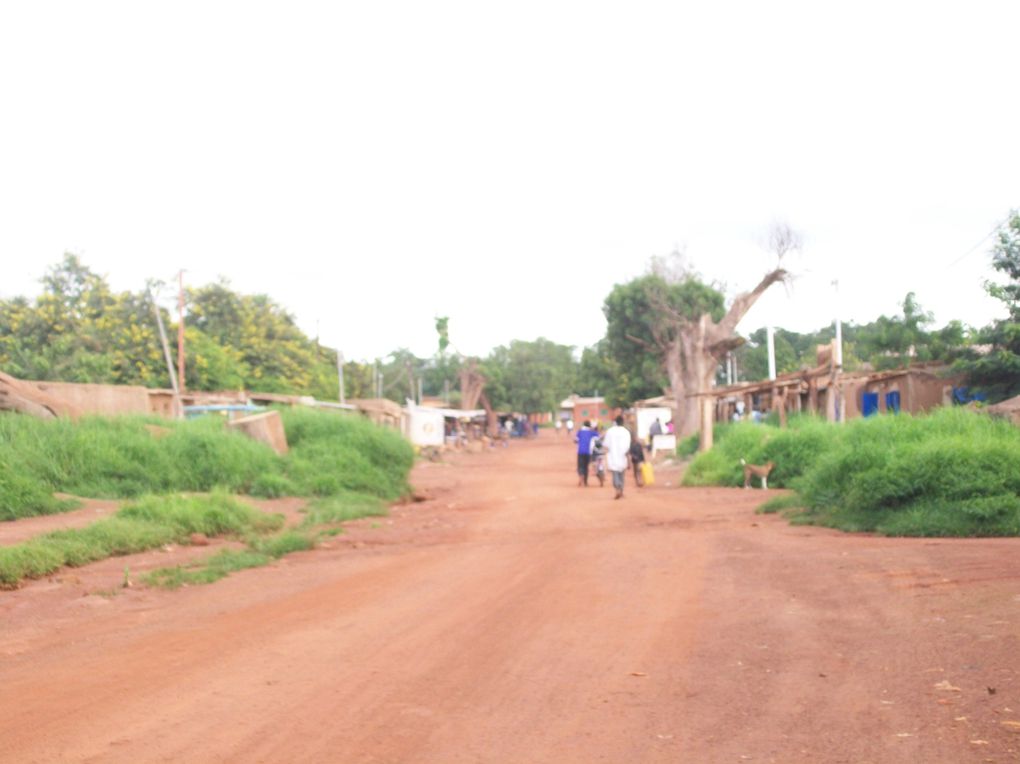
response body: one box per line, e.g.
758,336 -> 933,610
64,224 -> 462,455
0,407 -> 415,520
797,408 -> 1020,536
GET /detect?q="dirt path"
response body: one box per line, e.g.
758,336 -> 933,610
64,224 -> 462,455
1,436 -> 1019,763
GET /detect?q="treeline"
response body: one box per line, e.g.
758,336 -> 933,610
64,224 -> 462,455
734,292 -> 968,380
4,210 -> 1019,411
0,255 -> 577,411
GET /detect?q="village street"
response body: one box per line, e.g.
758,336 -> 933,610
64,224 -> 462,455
1,435 -> 1019,763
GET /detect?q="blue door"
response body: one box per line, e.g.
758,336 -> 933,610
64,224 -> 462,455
885,390 -> 901,413
862,392 -> 879,417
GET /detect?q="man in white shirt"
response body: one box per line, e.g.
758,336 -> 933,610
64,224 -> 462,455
601,415 -> 632,500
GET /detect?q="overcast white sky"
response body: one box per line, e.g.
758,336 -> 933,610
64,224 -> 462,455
1,1 -> 1017,361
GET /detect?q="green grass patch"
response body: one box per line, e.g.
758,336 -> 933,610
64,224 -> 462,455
143,490 -> 388,590
683,407 -> 1020,536
0,492 -> 281,589
144,530 -> 316,589
0,408 -> 414,520
299,492 -> 387,527
757,493 -> 806,515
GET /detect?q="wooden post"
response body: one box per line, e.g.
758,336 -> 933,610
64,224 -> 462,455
337,350 -> 346,405
698,396 -> 714,452
177,271 -> 186,393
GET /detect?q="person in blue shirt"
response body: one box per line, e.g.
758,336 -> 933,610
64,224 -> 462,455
574,420 -> 599,486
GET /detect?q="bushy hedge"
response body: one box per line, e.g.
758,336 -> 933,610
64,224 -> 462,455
0,408 -> 415,520
796,409 -> 1020,535
683,408 -> 1020,536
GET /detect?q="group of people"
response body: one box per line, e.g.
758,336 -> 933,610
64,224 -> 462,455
573,417 -> 647,500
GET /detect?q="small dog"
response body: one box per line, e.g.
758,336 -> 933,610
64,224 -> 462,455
741,458 -> 775,489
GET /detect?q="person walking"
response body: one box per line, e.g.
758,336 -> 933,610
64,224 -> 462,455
629,436 -> 646,487
574,420 -> 598,486
602,415 -> 632,499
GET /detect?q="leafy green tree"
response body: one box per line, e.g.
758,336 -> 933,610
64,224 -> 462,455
603,255 -> 787,435
0,255 -> 167,385
576,339 -> 634,406
186,280 -> 335,396
736,328 -> 800,381
958,212 -> 1020,401
483,338 -> 576,413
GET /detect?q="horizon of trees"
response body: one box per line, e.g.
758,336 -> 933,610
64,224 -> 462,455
2,226 -> 1017,413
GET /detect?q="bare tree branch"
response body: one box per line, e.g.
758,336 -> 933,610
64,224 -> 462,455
713,267 -> 789,340
766,221 -> 803,265
625,333 -> 654,350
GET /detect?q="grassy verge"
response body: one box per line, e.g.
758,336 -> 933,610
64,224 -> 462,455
144,531 -> 315,589
683,407 -> 1020,537
0,492 -> 282,589
0,407 -> 415,520
144,490 -> 390,589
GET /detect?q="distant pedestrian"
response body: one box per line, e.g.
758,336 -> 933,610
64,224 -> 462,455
574,420 -> 598,486
602,416 -> 632,499
566,418 -> 575,437
629,436 -> 646,487
648,417 -> 663,447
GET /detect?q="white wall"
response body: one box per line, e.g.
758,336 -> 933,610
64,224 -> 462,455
406,408 -> 445,446
636,407 -> 672,441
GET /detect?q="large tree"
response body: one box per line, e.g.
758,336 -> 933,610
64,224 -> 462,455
958,211 -> 1020,401
485,338 -> 576,414
605,249 -> 789,436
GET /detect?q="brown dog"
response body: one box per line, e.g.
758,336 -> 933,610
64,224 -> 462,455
741,458 -> 774,489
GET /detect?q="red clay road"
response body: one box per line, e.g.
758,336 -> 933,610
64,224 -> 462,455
1,435 -> 1019,763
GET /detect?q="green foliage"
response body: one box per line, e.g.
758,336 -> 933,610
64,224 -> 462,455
0,408 -> 413,519
484,338 -> 577,413
281,408 -> 414,499
676,432 -> 700,457
956,211 -> 1020,402
118,491 -> 283,536
681,422 -> 772,486
757,493 -> 805,515
797,409 -> 1020,535
0,255 -> 167,385
601,273 -> 725,404
0,258 -> 347,398
144,529 -> 317,589
736,294 -> 970,383
0,492 -> 276,588
683,408 -> 1020,536
300,492 -> 387,527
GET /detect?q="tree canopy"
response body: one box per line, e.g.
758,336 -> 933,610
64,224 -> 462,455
956,212 -> 1020,401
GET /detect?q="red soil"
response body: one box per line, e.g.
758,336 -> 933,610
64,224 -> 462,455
1,435 -> 1019,762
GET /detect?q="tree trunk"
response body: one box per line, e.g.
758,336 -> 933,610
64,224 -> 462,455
458,362 -> 485,411
0,371 -> 79,419
478,391 -> 499,438
665,268 -> 788,438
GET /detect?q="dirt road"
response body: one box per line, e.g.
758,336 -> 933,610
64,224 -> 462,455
2,435 -> 1019,763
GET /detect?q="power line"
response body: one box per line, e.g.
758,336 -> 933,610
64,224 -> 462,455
946,213 -> 1014,269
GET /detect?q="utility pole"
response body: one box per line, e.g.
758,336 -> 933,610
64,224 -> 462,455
149,289 -> 179,395
337,350 -> 346,405
766,325 -> 777,381
177,270 -> 186,393
832,279 -> 845,423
